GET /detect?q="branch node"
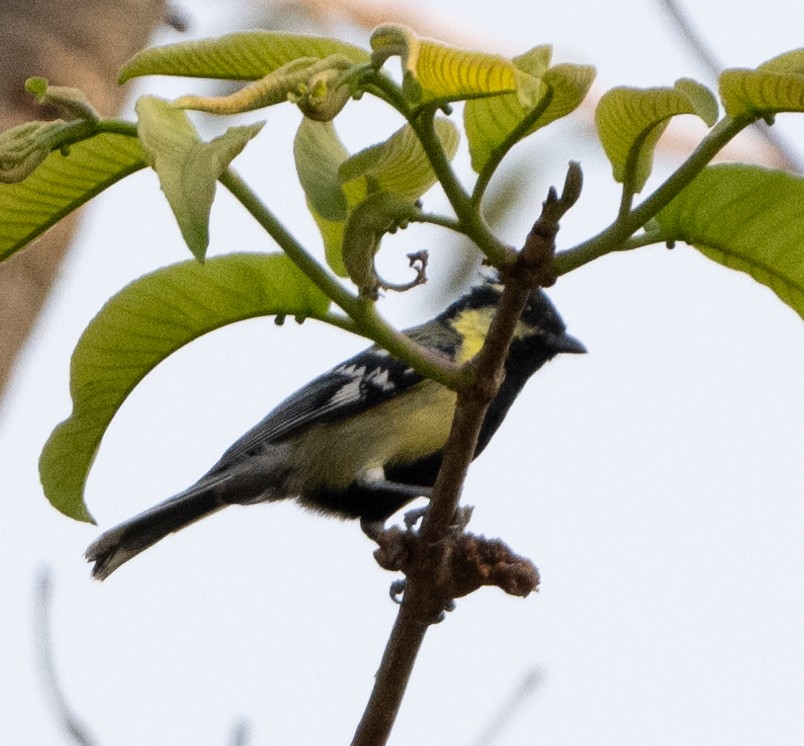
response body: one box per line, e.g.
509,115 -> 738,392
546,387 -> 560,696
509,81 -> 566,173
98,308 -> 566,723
508,161 -> 583,288
370,522 -> 540,605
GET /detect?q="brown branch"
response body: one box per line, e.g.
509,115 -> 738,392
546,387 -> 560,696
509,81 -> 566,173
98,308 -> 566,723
351,165 -> 581,746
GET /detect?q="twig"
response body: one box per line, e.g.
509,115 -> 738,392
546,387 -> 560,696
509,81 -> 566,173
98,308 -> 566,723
230,718 -> 251,746
470,667 -> 544,746
35,568 -> 100,746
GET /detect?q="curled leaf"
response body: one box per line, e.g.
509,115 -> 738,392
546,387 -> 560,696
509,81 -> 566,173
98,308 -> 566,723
25,77 -> 99,121
342,191 -> 418,297
175,54 -> 357,120
293,58 -> 356,121
596,78 -> 718,192
0,120 -> 66,183
175,57 -> 318,114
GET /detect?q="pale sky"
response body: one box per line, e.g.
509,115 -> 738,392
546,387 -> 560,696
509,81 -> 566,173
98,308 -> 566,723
2,1 -> 803,744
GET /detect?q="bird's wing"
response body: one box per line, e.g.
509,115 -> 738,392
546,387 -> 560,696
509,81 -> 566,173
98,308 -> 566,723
212,349 -> 424,466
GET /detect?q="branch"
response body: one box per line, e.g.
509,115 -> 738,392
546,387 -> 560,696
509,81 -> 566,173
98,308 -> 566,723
351,165 -> 581,746
470,667 -> 543,746
35,568 -> 100,746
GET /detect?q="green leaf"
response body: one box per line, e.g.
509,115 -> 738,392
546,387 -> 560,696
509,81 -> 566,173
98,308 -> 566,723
464,46 -> 595,173
0,132 -> 145,260
296,118 -> 458,278
175,56 -> 320,114
294,119 -> 349,221
136,96 -> 263,261
0,120 -> 69,184
25,76 -> 99,122
759,48 -> 804,75
654,164 -> 804,318
339,118 -> 459,201
596,78 -> 718,193
293,119 -> 350,275
342,191 -> 417,297
119,31 -> 370,83
369,23 -> 526,106
174,54 -> 357,120
40,252 -> 332,522
720,49 -> 804,120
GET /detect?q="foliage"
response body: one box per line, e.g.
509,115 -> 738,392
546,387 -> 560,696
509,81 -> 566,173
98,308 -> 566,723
1,24 -> 801,520
0,23 -> 802,742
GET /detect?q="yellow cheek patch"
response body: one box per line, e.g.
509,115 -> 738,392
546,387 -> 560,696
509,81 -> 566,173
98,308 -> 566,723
450,308 -> 492,363
450,307 -> 535,363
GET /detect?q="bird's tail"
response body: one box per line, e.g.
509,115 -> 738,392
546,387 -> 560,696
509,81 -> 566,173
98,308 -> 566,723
86,483 -> 225,580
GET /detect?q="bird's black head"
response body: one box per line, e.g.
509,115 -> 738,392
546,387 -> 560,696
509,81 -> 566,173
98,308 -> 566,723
442,279 -> 585,365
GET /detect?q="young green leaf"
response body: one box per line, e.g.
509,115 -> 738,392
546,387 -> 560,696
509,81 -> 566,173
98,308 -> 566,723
720,49 -> 804,120
293,119 -> 350,275
654,164 -> 804,319
175,57 -> 320,114
760,48 -> 804,74
342,191 -> 418,297
25,77 -> 99,122
464,46 -> 595,174
136,96 -> 264,261
0,132 -> 146,261
339,118 -> 459,202
596,78 -> 718,193
0,120 -> 69,184
296,118 -> 458,277
174,54 -> 357,120
369,23 -> 527,106
119,31 -> 370,83
39,253 -> 332,523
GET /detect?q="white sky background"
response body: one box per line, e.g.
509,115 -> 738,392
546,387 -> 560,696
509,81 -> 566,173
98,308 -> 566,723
1,1 -> 803,744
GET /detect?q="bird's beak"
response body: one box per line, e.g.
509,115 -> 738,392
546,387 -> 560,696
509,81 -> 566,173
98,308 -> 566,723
552,332 -> 587,355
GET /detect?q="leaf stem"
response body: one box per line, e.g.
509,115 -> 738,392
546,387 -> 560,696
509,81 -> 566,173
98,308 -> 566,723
471,86 -> 555,205
411,211 -> 464,233
410,112 -> 514,267
363,70 -> 514,267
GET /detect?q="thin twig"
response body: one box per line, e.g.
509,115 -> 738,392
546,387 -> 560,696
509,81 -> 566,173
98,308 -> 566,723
35,568 -> 100,746
230,718 -> 251,746
658,0 -> 803,172
470,668 -> 544,746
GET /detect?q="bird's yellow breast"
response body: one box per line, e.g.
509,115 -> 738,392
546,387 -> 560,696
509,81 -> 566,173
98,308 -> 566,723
288,380 -> 457,491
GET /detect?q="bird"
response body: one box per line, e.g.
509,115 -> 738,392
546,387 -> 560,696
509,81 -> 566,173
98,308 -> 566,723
86,279 -> 585,579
